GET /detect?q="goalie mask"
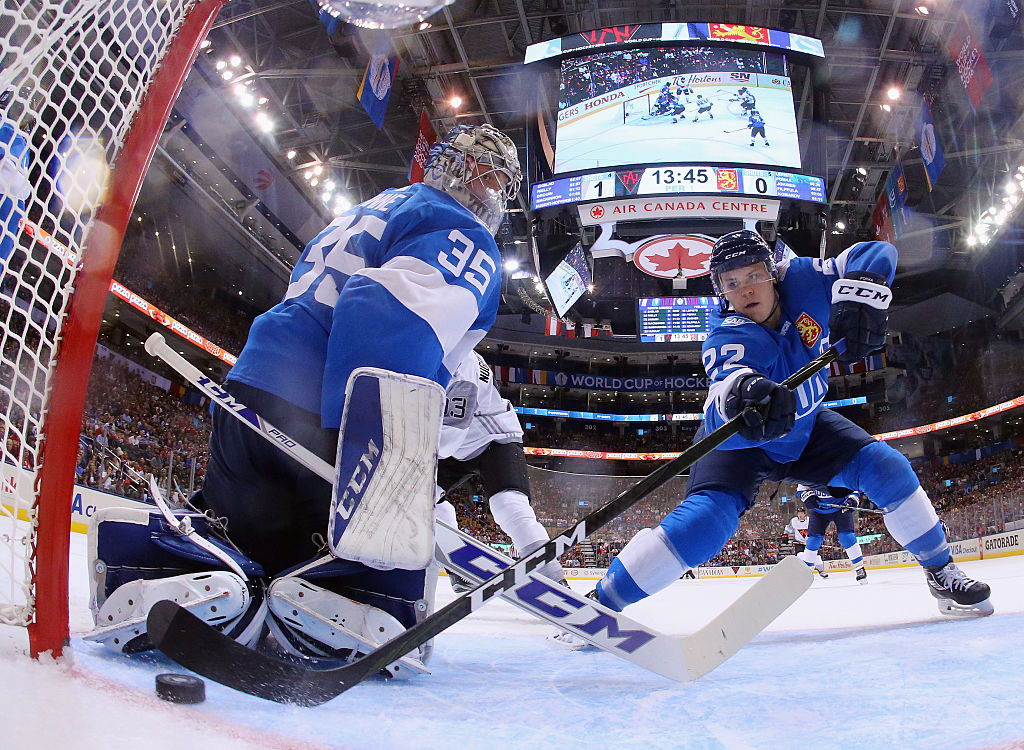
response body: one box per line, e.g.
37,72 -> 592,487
423,123 -> 521,235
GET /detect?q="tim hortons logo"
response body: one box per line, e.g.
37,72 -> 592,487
794,312 -> 822,348
616,169 -> 644,195
633,235 -> 713,279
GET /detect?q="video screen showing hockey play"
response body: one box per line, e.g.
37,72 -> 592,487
553,46 -> 802,174
5,3 -> 1024,750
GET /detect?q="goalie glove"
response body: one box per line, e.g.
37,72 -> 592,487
829,270 -> 891,364
723,374 -> 796,441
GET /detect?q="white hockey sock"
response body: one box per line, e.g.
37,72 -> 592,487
882,487 -> 945,562
489,489 -> 562,581
614,526 -> 690,597
844,542 -> 864,566
434,498 -> 458,528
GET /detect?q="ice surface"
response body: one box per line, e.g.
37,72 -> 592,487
2,532 -> 1022,750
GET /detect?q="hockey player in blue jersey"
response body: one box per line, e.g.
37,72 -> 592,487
747,109 -> 769,147
734,86 -> 757,113
653,82 -> 685,121
797,484 -> 868,583
1,89 -> 31,265
86,124 -> 523,666
591,229 -> 992,618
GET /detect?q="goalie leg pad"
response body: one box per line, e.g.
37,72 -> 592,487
329,368 -> 444,570
85,571 -> 255,653
266,576 -> 429,678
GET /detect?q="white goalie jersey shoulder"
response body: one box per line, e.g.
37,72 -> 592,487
439,350 -> 523,461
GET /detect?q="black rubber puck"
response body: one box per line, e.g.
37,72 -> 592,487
155,673 -> 206,704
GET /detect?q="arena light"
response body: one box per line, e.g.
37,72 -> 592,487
215,60 -> 227,71
449,95 -> 463,108
221,70 -> 233,81
503,259 -> 520,272
229,55 -> 241,67
886,87 -> 901,101
313,164 -> 324,176
880,103 -> 891,112
286,150 -> 296,159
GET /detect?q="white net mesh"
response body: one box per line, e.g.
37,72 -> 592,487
1,0 -> 199,627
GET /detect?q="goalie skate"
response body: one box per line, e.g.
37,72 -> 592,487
85,571 -> 251,653
924,561 -> 994,618
266,577 -> 429,678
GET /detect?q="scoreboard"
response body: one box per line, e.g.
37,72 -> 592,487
531,165 -> 826,210
637,296 -> 717,343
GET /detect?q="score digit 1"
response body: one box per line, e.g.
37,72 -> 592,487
583,174 -> 613,201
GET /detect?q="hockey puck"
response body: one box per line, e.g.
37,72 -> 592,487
155,673 -> 206,704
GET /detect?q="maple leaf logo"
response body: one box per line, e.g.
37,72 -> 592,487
590,205 -> 605,220
634,236 -> 713,279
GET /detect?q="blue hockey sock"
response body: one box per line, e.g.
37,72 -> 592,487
597,490 -> 743,610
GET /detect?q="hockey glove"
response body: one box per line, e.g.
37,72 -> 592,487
798,491 -> 820,511
829,270 -> 891,364
723,374 -> 796,441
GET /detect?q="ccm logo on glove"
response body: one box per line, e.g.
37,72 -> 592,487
832,275 -> 891,310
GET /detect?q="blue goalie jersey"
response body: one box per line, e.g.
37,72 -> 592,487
701,241 -> 897,461
228,182 -> 501,429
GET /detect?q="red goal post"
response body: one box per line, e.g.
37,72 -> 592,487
0,0 -> 227,658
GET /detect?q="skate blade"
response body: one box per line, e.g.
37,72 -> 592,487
547,632 -> 594,652
936,597 -> 994,618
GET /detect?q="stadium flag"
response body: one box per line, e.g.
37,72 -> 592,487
544,317 -> 564,336
916,101 -> 946,191
308,0 -> 340,36
408,110 -> 438,183
872,192 -> 896,244
357,33 -> 399,130
884,159 -> 908,238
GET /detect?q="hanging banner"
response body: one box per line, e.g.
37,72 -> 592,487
948,13 -> 994,110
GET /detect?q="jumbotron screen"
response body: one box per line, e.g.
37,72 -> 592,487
554,46 -> 800,174
637,296 -> 718,343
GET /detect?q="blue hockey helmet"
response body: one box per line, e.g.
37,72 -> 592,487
709,230 -> 778,306
423,123 -> 521,235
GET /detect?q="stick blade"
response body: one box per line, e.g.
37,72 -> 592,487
146,600 -> 343,706
681,555 -> 813,680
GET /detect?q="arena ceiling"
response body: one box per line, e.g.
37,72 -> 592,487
127,0 -> 1024,348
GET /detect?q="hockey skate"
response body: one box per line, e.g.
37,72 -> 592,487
447,569 -> 474,594
855,568 -> 868,584
924,561 -> 993,617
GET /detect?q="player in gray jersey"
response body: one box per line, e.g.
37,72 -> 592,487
434,349 -> 563,589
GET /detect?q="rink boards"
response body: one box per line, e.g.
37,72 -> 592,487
7,480 -> 1022,581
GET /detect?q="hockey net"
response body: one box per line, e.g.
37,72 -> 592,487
622,94 -> 651,124
0,0 -> 225,657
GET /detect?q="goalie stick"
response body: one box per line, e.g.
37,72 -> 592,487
144,333 -> 840,705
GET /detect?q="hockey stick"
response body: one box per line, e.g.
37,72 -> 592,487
145,333 -> 839,705
141,334 -> 713,681
816,502 -> 885,515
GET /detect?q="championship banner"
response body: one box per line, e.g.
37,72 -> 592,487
915,100 -> 946,191
358,33 -> 399,129
948,13 -> 994,111
408,110 -> 437,184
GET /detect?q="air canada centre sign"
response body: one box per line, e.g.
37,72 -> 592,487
577,196 -> 780,225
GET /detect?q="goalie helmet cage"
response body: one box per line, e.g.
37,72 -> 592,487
0,0 -> 227,659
